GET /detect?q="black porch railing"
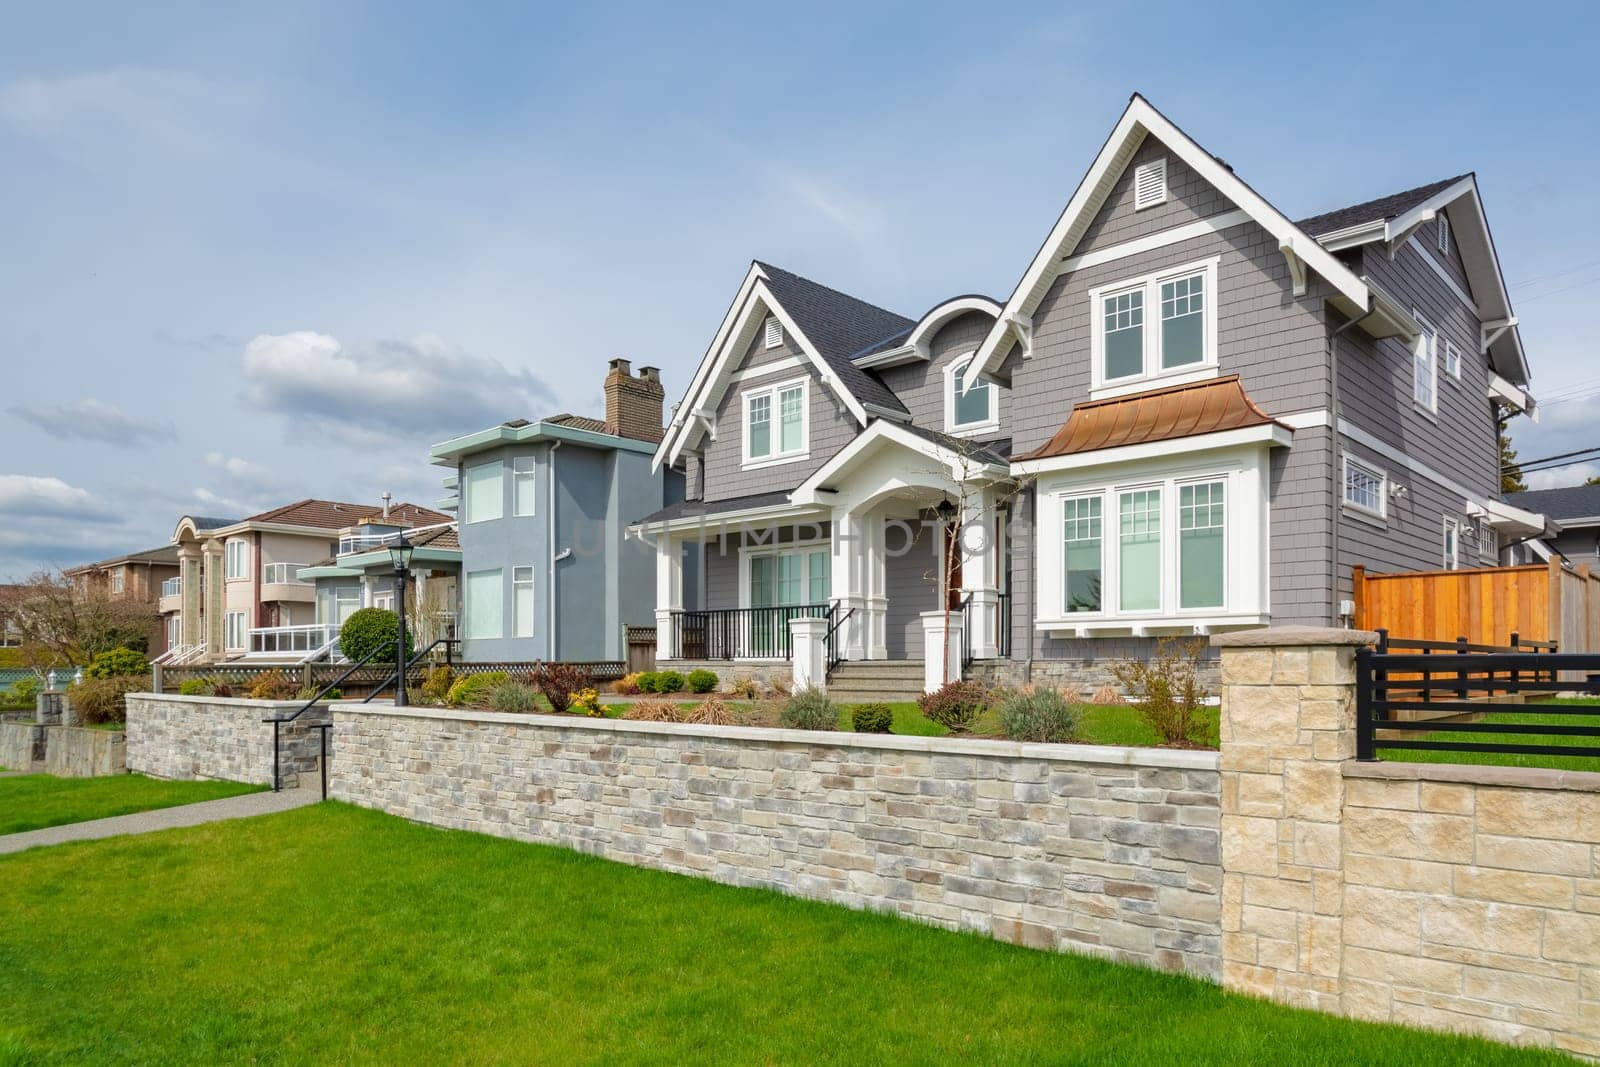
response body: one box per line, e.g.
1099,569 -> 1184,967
1355,629 -> 1600,762
671,604 -> 832,661
960,591 -> 1013,670
825,601 -> 854,672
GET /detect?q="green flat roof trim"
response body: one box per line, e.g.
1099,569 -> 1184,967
430,419 -> 657,462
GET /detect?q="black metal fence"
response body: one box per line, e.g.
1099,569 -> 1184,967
671,604 -> 830,661
1355,629 -> 1600,762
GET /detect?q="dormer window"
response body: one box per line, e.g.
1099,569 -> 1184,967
742,377 -> 808,467
945,354 -> 998,436
764,316 -> 783,349
1437,214 -> 1451,256
1134,158 -> 1167,210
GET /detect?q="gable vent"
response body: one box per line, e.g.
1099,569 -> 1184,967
1437,214 -> 1451,256
1134,158 -> 1168,210
764,315 -> 783,349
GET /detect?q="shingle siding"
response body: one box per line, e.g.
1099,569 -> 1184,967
876,310 -> 1007,439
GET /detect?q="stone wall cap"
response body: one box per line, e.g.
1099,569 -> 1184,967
1210,626 -> 1378,649
331,702 -> 1221,771
1345,759 -> 1600,794
125,692 -> 316,710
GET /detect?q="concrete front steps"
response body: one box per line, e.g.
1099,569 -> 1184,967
824,660 -> 927,703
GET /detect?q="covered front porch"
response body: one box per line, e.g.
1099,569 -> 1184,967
643,422 -> 1014,679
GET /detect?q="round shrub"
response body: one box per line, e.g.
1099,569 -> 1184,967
850,702 -> 894,734
917,680 -> 985,733
654,670 -> 686,694
686,668 -> 718,694
177,677 -> 214,697
445,671 -> 510,708
85,647 -> 149,679
339,608 -> 414,665
780,687 -> 839,731
488,680 -> 541,713
635,671 -> 661,694
996,687 -> 1079,743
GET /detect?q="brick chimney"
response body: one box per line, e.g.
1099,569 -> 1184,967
604,358 -> 665,443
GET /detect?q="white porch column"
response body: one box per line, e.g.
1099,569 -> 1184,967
960,488 -> 1001,660
654,533 -> 683,662
920,610 -> 963,693
789,616 -> 828,692
830,508 -> 870,661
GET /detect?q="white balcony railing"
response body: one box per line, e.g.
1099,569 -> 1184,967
248,623 -> 340,658
160,577 -> 182,597
337,532 -> 396,556
261,563 -> 309,585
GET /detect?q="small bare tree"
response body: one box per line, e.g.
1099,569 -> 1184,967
0,571 -> 155,672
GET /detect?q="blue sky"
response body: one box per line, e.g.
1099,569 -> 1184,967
3,0 -> 1597,576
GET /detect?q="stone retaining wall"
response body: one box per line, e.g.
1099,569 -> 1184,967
331,706 -> 1224,977
0,720 -> 42,771
126,693 -> 330,785
0,721 -> 123,776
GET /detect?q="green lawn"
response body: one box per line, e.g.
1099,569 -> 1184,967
0,774 -> 265,836
1379,699 -> 1600,773
0,804 -> 1570,1064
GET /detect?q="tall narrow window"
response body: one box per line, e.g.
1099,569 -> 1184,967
1443,518 -> 1460,571
1102,289 -> 1145,380
807,550 -> 830,605
463,460 -> 504,524
1178,481 -> 1226,609
464,568 -> 503,640
1118,489 -> 1162,612
111,568 -> 125,594
1414,314 -> 1438,413
225,611 -> 247,651
1063,496 -> 1103,613
1445,341 -> 1461,380
778,384 -> 803,453
1160,273 -> 1205,368
225,540 -> 247,579
512,566 -> 535,638
776,554 -> 803,607
747,394 -> 772,459
513,456 -> 536,516
744,379 -> 807,464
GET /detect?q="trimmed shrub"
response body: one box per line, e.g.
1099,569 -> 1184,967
1112,638 -> 1209,745
779,687 -> 838,731
532,663 -> 593,713
488,680 -> 541,713
622,700 -> 683,723
612,672 -> 644,695
850,702 -> 894,734
248,669 -> 297,701
67,675 -> 147,725
653,670 -> 685,694
86,646 -> 150,679
635,671 -> 660,694
445,671 -> 510,708
685,696 -> 734,725
686,669 -> 718,694
420,665 -> 455,705
177,677 -> 214,697
918,679 -> 985,733
996,687 -> 1079,743
0,674 -> 41,711
339,608 -> 414,665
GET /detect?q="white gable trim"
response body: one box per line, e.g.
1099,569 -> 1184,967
964,95 -> 1370,393
656,266 -> 871,469
789,421 -> 1008,507
905,296 -> 1002,359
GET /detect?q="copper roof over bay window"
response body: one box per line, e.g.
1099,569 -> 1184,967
1015,375 -> 1288,461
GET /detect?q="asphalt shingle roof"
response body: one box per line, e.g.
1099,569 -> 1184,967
633,491 -> 795,527
1506,486 -> 1600,524
756,262 -> 913,415
1295,175 -> 1469,238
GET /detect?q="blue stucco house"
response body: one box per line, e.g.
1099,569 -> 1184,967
431,359 -> 689,662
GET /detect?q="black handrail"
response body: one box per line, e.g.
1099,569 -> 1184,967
824,601 -> 855,673
358,638 -> 458,706
959,594 -> 975,672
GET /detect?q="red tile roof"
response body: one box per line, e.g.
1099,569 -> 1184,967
241,499 -> 451,530
1015,375 -> 1286,461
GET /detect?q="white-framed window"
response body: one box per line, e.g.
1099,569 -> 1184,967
463,460 -> 503,524
1445,340 -> 1461,381
513,566 -> 535,638
1438,214 -> 1451,256
513,456 -> 536,517
1413,312 -> 1438,414
111,568 -> 124,594
166,615 -> 180,650
464,568 -> 502,641
764,315 -> 783,349
1089,257 -> 1218,396
1473,518 -> 1494,561
224,539 -> 248,580
742,377 -> 808,467
224,611 -> 247,651
742,544 -> 831,609
944,353 -> 998,435
1035,453 -> 1265,630
262,562 -> 304,585
1342,456 -> 1387,518
1443,517 -> 1461,571
1134,157 -> 1167,210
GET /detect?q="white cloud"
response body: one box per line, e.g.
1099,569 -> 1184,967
0,474 -> 116,521
240,330 -> 555,446
10,398 -> 177,446
1526,463 -> 1599,490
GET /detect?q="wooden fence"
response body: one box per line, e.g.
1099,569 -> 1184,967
1353,558 -> 1600,655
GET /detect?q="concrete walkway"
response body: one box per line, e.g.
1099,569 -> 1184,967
0,786 -> 319,856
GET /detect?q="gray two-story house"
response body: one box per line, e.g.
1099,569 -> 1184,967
635,93 -> 1546,692
433,360 -> 689,662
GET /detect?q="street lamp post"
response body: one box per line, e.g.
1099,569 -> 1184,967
388,531 -> 415,707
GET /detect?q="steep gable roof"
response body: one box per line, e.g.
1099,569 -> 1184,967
755,262 -> 912,414
1296,176 -> 1470,238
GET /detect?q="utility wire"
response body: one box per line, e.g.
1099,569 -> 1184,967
1502,444 -> 1600,474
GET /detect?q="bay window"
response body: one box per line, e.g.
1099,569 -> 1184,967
1062,496 -> 1102,612
743,378 -> 808,466
1090,257 -> 1218,395
1178,481 -> 1225,609
1118,488 -> 1162,611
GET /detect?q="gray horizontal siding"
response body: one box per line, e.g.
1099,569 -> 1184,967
876,310 -> 1006,439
